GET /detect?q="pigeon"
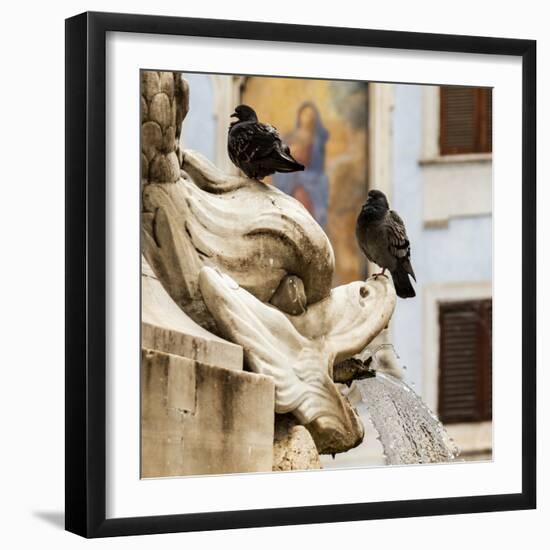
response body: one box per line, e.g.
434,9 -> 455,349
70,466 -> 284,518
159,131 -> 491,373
227,105 -> 305,180
356,189 -> 416,299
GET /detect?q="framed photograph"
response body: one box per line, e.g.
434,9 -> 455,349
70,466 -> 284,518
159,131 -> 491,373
65,11 -> 536,538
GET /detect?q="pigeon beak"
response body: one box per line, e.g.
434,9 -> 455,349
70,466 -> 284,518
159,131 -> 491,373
230,112 -> 238,118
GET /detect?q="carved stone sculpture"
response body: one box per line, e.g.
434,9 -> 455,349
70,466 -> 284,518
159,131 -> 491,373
141,71 -> 397,456
273,414 -> 321,471
142,149 -> 335,332
198,266 -> 395,453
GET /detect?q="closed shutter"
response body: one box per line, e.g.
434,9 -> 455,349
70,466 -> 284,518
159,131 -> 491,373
439,87 -> 493,155
438,299 -> 492,424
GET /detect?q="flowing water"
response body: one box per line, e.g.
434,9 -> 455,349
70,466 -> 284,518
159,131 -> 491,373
355,373 -> 460,465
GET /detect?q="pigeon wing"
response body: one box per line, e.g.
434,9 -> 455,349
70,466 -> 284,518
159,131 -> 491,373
230,122 -> 281,163
386,210 -> 416,280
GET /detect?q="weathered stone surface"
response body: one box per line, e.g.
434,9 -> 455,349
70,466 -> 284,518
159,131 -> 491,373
149,92 -> 172,129
141,154 -> 148,180
142,151 -> 335,327
273,414 -> 321,471
170,98 -> 177,127
175,77 -> 189,139
142,256 -> 242,370
141,71 -> 187,187
199,266 -> 395,454
162,126 -> 176,153
141,348 -> 275,477
270,275 -> 307,315
140,96 -> 148,123
149,151 -> 180,183
141,121 -> 163,162
333,357 -> 374,385
159,71 -> 175,97
141,71 -> 160,101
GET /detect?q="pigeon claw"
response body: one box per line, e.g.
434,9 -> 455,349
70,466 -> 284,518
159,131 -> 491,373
372,269 -> 388,280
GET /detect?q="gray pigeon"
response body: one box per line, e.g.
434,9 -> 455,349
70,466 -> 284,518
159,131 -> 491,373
356,189 -> 416,298
227,105 -> 304,180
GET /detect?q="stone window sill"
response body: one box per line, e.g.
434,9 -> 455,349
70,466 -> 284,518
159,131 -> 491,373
421,155 -> 493,226
419,152 -> 492,166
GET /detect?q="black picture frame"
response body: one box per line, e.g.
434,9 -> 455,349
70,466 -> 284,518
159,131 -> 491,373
65,11 -> 536,538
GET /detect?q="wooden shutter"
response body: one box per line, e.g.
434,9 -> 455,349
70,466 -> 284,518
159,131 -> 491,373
440,87 -> 493,155
438,299 -> 492,423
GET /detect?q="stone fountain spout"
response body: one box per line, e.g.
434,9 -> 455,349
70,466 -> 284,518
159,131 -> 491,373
199,267 -> 395,453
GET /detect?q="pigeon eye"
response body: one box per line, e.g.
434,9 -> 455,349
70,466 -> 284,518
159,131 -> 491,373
359,286 -> 369,298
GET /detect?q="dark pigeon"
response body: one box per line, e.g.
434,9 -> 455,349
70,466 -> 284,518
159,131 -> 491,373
227,105 -> 304,180
356,189 -> 416,299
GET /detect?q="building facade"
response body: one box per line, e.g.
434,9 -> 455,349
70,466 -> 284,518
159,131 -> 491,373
179,73 -> 493,462
374,83 -> 492,460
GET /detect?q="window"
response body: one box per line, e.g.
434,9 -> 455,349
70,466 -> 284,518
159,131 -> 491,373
438,299 -> 492,424
439,87 -> 492,155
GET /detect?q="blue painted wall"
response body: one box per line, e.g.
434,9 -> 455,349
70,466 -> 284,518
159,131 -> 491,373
179,73 -> 216,163
390,84 -> 492,394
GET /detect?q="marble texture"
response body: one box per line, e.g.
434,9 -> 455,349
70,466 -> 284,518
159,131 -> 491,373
199,266 -> 395,454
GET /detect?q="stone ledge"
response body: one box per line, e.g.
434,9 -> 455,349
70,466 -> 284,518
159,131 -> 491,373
141,348 -> 275,477
141,322 -> 242,371
142,255 -> 243,370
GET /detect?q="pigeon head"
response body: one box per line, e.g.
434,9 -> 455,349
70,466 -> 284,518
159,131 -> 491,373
365,189 -> 390,209
231,104 -> 258,122
360,189 -> 389,222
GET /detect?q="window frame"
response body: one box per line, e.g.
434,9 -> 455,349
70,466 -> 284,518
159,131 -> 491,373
419,86 -> 493,227
439,86 -> 493,156
423,283 -> 493,459
437,298 -> 493,424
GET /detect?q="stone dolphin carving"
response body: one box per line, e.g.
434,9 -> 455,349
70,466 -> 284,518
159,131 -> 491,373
142,149 -> 335,331
199,266 -> 396,454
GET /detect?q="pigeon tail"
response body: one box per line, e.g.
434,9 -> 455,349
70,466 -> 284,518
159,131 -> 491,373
271,156 -> 305,173
391,266 -> 416,299
402,258 -> 416,282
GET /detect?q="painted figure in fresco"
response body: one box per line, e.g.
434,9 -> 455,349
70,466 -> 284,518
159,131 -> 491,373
273,102 -> 330,228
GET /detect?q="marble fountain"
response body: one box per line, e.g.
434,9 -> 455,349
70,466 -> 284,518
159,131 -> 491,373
140,71 -> 458,477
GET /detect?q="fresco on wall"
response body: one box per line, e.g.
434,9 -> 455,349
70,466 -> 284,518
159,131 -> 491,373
243,77 -> 369,284
273,103 -> 330,228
